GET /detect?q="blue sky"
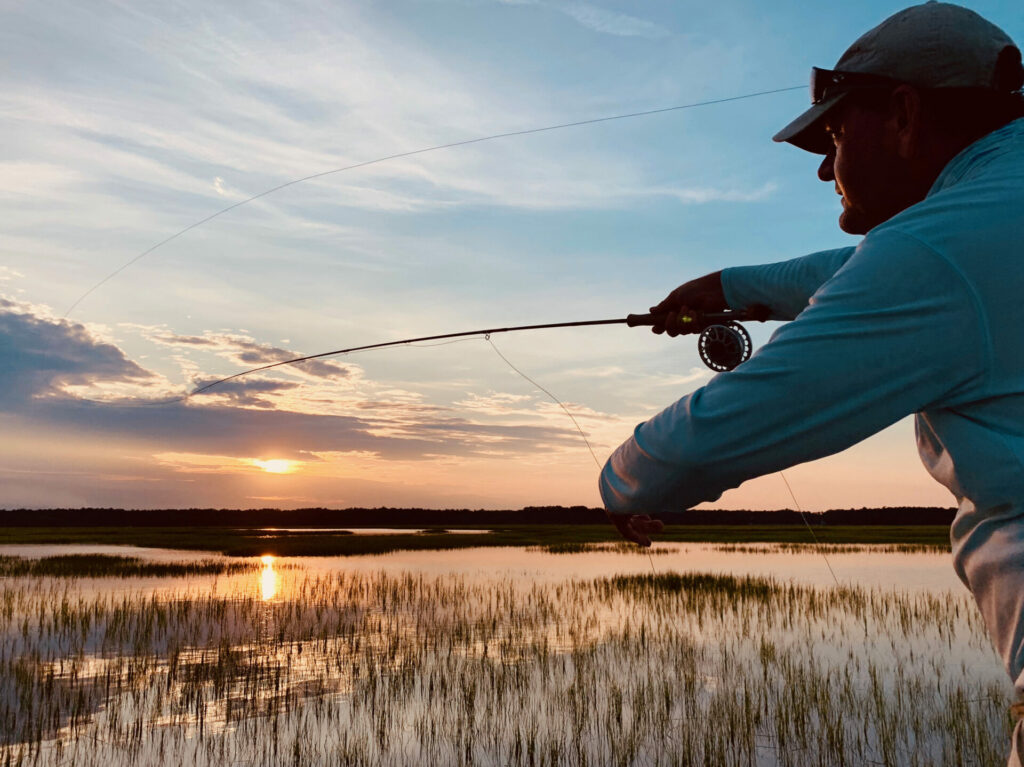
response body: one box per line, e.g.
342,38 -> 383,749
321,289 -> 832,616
2,0 -> 1020,509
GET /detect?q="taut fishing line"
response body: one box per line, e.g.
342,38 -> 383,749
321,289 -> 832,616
485,335 -> 602,471
779,471 -> 840,586
484,336 -> 657,575
63,84 -> 802,318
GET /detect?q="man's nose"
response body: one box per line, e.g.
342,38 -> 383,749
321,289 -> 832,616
818,150 -> 836,181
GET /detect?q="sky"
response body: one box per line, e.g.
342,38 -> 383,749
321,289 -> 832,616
2,0 -> 1021,511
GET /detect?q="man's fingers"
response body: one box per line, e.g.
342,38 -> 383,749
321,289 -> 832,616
625,522 -> 652,547
607,513 -> 662,547
629,515 -> 664,544
664,310 -> 682,337
633,516 -> 665,535
607,513 -> 641,545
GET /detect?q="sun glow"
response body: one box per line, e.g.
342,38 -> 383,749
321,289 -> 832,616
252,459 -> 297,474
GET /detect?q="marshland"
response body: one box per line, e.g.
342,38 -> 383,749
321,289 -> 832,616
0,538 -> 1014,766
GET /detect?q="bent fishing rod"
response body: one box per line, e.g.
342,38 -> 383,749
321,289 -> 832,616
188,307 -> 769,399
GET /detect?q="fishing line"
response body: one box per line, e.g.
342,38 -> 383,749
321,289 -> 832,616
779,470 -> 839,586
485,335 -> 601,471
63,84 -> 803,317
405,337 -> 481,349
485,335 -> 658,574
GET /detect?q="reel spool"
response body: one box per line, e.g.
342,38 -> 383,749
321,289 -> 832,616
697,321 -> 752,372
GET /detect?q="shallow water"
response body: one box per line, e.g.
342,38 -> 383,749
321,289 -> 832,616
0,543 -> 1010,766
0,541 -> 966,592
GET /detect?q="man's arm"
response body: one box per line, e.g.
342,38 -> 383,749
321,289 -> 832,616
648,247 -> 857,336
721,247 -> 857,321
601,232 -> 987,514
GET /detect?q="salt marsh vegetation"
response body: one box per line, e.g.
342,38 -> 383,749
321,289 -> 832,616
0,548 -> 1013,766
530,542 -> 679,554
712,542 -> 950,555
0,555 -> 259,578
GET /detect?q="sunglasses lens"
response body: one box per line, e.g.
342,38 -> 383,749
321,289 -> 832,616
810,67 -> 831,104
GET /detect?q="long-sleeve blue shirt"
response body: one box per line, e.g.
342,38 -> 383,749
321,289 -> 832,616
599,117 -> 1024,687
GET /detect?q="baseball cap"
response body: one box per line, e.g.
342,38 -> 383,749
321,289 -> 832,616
774,2 -> 1023,154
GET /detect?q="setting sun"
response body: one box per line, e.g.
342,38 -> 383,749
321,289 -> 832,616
252,459 -> 298,474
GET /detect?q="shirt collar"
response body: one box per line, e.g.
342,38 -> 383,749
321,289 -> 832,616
928,117 -> 1024,196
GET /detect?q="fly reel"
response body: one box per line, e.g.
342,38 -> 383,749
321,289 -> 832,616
697,321 -> 752,372
625,307 -> 766,372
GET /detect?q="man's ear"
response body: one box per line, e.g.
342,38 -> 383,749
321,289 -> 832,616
887,85 -> 925,160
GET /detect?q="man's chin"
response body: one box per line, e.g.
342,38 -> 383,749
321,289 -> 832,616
838,209 -> 870,235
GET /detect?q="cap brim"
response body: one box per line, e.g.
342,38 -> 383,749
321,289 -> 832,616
772,92 -> 848,154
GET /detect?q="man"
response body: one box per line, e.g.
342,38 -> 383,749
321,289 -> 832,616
600,1 -> 1024,759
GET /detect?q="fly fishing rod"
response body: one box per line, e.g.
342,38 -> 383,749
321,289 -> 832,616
188,307 -> 769,398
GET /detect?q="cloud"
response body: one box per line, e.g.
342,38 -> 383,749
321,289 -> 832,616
658,182 -> 778,205
186,376 -> 301,409
454,391 -> 535,414
39,396 -> 586,462
557,2 -> 669,39
0,297 -> 154,405
496,0 -> 669,38
146,330 -> 353,381
1,301 -> 601,465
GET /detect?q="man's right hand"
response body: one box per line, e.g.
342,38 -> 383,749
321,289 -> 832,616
649,270 -> 727,337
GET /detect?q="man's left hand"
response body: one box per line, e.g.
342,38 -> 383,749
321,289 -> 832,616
606,512 -> 664,547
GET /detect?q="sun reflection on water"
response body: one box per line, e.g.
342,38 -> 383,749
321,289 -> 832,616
260,555 -> 277,601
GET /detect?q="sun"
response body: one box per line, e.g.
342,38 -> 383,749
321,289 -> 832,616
252,459 -> 297,474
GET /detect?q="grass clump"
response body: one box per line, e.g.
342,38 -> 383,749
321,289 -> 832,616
0,554 -> 258,578
532,541 -> 677,555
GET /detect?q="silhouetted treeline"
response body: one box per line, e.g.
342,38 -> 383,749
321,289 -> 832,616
0,506 -> 956,528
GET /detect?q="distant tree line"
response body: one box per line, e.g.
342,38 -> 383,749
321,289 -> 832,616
0,505 -> 956,528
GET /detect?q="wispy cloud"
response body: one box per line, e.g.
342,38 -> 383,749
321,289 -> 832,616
657,182 -> 778,205
146,329 -> 353,380
496,0 -> 669,38
557,2 -> 669,39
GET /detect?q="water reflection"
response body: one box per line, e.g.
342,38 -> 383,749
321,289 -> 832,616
260,555 -> 277,601
0,545 -> 1012,765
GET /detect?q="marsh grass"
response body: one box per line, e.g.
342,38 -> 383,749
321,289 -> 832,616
713,542 -> 951,555
0,561 -> 1012,766
0,555 -> 260,579
530,542 -> 678,555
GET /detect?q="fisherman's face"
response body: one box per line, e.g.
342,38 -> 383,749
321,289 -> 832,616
817,98 -> 908,234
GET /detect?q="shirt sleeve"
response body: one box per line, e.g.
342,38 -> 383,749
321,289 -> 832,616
600,230 -> 987,513
721,246 -> 856,320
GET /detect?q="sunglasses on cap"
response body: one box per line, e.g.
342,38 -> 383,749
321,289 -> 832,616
811,66 -> 899,105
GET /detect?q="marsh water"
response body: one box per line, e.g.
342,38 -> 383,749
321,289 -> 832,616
0,543 -> 1013,766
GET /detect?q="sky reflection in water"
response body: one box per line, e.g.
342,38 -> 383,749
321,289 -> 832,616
0,543 -> 1009,766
